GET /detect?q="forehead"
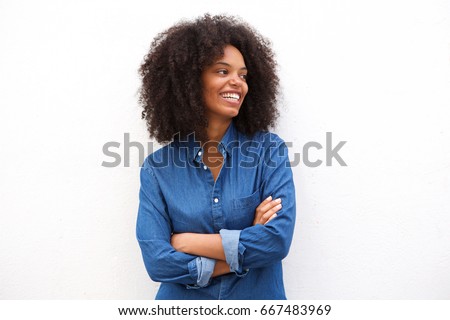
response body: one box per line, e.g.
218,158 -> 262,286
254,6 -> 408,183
214,45 -> 246,65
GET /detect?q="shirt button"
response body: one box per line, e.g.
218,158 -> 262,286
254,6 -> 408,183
203,165 -> 208,170
198,151 -> 202,156
214,198 -> 219,203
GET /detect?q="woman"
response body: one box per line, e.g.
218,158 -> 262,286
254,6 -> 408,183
136,14 -> 296,299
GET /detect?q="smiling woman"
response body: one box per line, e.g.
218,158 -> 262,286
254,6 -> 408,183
136,14 -> 296,300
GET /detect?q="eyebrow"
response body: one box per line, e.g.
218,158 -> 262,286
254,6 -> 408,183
215,61 -> 247,70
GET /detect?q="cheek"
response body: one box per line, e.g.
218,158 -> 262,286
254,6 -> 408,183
243,85 -> 249,99
205,89 -> 217,101
202,88 -> 217,108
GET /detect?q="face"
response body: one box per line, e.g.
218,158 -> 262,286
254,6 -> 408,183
201,45 -> 248,122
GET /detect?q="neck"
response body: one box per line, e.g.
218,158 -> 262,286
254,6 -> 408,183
205,118 -> 232,143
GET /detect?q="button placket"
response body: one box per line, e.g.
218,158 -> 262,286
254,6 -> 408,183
211,170 -> 225,231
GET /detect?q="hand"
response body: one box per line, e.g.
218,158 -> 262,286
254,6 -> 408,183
253,196 -> 282,225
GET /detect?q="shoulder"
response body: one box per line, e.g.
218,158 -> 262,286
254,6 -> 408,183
239,130 -> 287,151
252,131 -> 285,145
244,131 -> 291,168
233,130 -> 290,169
141,141 -> 178,170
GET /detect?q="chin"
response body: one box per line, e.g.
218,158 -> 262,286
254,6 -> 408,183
226,109 -> 240,119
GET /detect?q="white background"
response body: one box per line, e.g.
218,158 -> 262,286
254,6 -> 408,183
1,0 -> 449,299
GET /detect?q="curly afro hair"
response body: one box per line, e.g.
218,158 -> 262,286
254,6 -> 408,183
138,14 -> 279,143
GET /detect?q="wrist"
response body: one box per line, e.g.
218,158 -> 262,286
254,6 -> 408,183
212,260 -> 231,277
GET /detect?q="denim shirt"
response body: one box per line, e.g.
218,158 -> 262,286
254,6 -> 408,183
136,122 -> 296,299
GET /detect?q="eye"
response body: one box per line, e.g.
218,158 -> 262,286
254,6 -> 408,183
217,69 -> 228,75
240,74 -> 248,81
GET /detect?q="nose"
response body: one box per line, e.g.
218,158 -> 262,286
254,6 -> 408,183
229,74 -> 242,87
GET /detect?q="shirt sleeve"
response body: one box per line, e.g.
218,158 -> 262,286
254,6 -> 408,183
136,165 -> 215,288
220,138 -> 296,271
187,257 -> 216,288
219,230 -> 248,276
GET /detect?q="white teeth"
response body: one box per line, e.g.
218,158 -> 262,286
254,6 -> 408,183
221,93 -> 240,100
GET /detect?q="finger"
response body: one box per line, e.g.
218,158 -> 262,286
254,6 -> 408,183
259,203 -> 282,223
262,203 -> 282,219
256,195 -> 272,209
254,196 -> 274,223
254,197 -> 281,226
264,213 -> 277,225
259,198 -> 282,214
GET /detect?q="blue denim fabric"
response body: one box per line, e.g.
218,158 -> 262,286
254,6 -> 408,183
136,122 -> 296,299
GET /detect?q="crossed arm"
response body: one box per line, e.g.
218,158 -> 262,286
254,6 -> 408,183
170,196 -> 282,277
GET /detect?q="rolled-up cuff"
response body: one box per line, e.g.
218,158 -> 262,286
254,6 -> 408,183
219,229 -> 248,277
186,257 -> 216,289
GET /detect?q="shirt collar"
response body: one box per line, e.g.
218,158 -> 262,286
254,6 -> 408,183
219,121 -> 238,156
186,121 -> 239,163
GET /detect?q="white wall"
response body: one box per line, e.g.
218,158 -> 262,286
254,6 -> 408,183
1,0 -> 449,299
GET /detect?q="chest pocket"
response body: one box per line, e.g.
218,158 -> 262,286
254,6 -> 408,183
228,189 -> 261,229
233,189 -> 261,209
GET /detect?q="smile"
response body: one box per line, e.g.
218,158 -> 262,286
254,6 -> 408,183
220,92 -> 241,101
